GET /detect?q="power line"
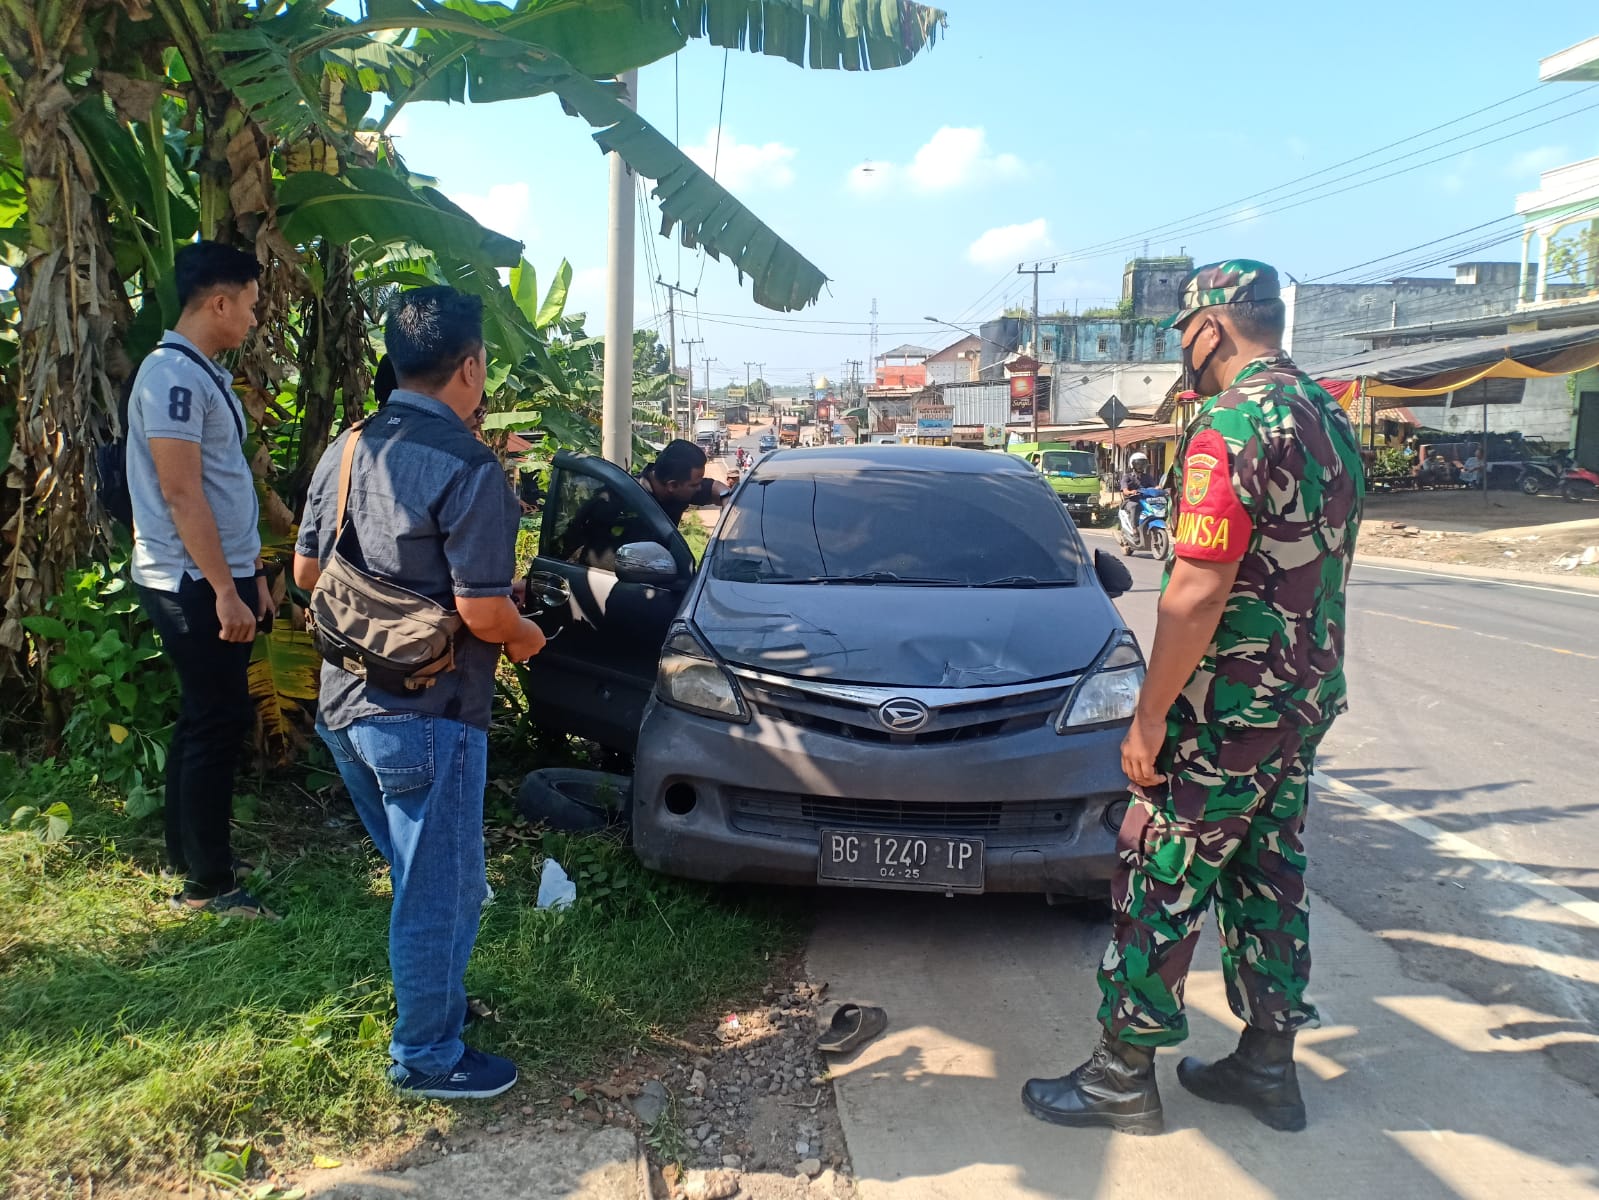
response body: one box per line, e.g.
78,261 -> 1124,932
938,82 -> 1599,328
694,49 -> 732,294
1038,91 -> 1599,270
1047,84 -> 1570,266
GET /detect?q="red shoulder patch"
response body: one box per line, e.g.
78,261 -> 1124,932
1172,428 -> 1250,563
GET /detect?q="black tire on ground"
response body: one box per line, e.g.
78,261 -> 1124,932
516,768 -> 633,832
1519,473 -> 1544,496
1120,538 -> 1134,557
1148,527 -> 1171,560
1565,483 -> 1583,502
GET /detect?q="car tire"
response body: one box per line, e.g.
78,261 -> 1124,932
516,768 -> 633,832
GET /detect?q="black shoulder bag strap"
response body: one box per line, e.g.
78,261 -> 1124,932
155,341 -> 245,444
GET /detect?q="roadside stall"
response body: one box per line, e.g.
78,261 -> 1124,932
1312,324 -> 1599,493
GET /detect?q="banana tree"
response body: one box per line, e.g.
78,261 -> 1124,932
213,0 -> 947,312
0,0 -> 149,675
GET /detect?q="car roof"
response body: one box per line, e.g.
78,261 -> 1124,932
751,445 -> 1035,477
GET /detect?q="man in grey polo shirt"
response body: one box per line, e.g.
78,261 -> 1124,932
294,287 -> 545,1101
129,240 -> 274,919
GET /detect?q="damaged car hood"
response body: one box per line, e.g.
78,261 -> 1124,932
692,578 -> 1119,688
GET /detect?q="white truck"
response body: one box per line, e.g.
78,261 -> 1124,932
693,417 -> 724,458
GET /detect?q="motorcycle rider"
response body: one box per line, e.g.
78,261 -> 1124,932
1120,451 -> 1159,537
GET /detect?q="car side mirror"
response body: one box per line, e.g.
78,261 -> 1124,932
1094,548 -> 1133,599
616,541 -> 681,586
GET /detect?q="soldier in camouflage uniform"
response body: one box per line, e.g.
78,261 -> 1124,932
1022,261 -> 1364,1136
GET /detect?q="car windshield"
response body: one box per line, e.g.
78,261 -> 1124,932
711,470 -> 1083,586
1040,451 -> 1095,475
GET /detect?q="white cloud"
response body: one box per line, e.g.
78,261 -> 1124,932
847,126 -> 1028,195
966,218 -> 1053,268
563,265 -> 609,320
683,127 -> 797,192
449,182 -> 532,245
1508,145 -> 1568,178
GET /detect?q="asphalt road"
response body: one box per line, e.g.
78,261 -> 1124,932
790,507 -> 1599,1198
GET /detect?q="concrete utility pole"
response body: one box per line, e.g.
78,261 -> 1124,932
601,69 -> 640,468
1018,261 -> 1056,358
703,357 -> 717,401
658,278 -> 697,441
682,337 -> 703,432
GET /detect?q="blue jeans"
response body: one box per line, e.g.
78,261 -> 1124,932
317,714 -> 487,1075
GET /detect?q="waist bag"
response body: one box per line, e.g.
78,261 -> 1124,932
308,423 -> 462,692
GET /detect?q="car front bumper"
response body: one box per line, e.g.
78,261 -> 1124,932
631,697 -> 1127,896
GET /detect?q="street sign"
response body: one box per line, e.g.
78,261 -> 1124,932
982,424 -> 1005,448
895,422 -> 917,440
1098,394 -> 1129,430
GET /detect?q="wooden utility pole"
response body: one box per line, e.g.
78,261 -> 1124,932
1018,261 -> 1056,439
1018,261 -> 1056,358
657,278 -> 697,440
682,337 -> 703,434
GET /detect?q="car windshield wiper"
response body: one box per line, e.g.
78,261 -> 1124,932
790,571 -> 960,586
971,575 -> 1077,588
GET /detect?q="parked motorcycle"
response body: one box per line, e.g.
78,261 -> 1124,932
1562,463 -> 1599,502
1117,487 -> 1169,559
1516,450 -> 1572,496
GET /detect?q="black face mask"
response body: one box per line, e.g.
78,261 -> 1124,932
1181,317 -> 1217,394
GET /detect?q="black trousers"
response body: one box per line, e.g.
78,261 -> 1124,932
136,575 -> 259,898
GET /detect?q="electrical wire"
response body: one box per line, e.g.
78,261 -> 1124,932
693,49 -> 732,295
940,82 -> 1599,326
1046,84 -> 1573,265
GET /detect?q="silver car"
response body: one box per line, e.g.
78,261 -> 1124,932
520,446 -> 1141,897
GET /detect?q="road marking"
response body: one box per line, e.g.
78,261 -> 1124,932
1357,561 -> 1599,599
1358,608 -> 1599,660
1315,771 -> 1599,931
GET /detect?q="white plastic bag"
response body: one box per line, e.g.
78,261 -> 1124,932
537,859 -> 576,910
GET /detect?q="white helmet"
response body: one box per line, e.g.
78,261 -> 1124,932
1129,451 -> 1149,466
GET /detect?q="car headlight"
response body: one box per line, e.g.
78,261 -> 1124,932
1057,632 -> 1145,731
658,624 -> 749,723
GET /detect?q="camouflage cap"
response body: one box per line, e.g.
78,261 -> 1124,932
1161,259 -> 1281,329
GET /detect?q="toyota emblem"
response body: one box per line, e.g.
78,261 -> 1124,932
877,698 -> 931,733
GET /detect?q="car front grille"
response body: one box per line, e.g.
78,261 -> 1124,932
733,672 -> 1074,746
726,787 -> 1114,844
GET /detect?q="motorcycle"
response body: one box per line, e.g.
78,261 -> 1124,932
1562,463 -> 1599,502
1516,450 -> 1571,496
1117,487 -> 1169,559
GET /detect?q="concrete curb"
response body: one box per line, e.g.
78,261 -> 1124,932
1354,552 -> 1599,594
1082,527 -> 1599,594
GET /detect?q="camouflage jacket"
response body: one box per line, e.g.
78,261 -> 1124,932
1164,353 -> 1364,729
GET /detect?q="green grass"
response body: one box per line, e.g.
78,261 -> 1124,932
0,756 -> 801,1195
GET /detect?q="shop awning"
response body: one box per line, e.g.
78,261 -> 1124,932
1095,422 -> 1177,447
1310,323 -> 1599,401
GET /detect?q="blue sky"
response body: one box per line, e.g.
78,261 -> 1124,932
370,2 -> 1599,390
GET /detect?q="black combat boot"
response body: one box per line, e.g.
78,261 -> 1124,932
1177,1026 -> 1306,1132
1022,1035 -> 1164,1135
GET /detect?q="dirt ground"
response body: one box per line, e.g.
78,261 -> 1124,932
1359,488 -> 1599,577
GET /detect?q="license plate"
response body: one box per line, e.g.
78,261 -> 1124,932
817,829 -> 985,893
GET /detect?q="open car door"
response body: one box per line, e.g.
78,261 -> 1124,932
518,451 -> 695,754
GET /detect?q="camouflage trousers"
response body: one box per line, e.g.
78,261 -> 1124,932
1096,719 -> 1330,1047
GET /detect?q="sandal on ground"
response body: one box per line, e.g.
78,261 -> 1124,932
818,1004 -> 888,1054
169,888 -> 281,921
162,858 -> 260,886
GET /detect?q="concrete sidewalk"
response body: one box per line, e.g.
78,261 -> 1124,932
302,1126 -> 648,1199
809,886 -> 1599,1199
